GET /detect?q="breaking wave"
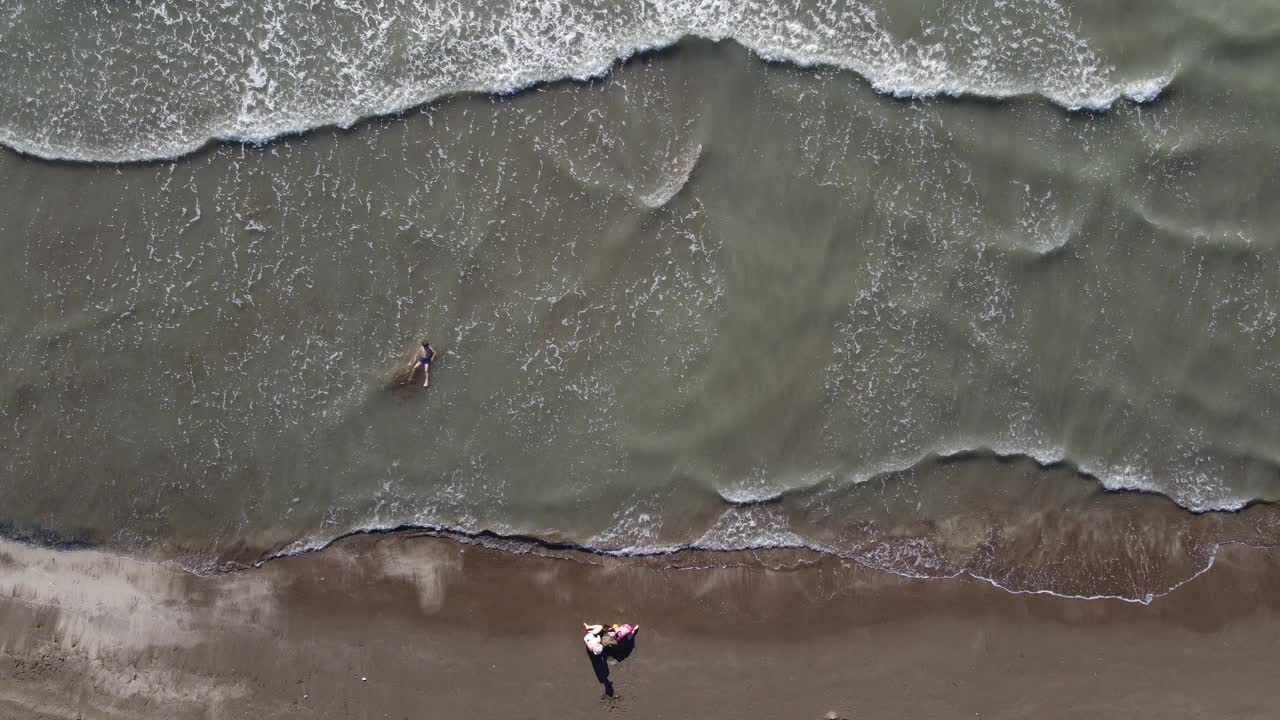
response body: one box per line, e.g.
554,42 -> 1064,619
1,0 -> 1171,163
241,447 -> 1280,603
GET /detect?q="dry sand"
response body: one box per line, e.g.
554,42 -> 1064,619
1,532 -> 1278,719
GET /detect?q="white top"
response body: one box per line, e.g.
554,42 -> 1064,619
583,632 -> 605,655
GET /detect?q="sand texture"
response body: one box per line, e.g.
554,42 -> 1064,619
1,533 -> 1278,719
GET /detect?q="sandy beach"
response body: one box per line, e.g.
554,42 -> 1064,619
5,1 -> 1280,717
1,532 -> 1277,719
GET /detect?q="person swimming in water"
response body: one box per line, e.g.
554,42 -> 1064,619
409,340 -> 435,388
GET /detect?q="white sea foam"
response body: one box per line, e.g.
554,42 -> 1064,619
0,0 -> 1174,163
636,144 -> 702,209
717,487 -> 787,504
967,546 -> 1223,606
248,490 -> 1251,604
694,506 -> 807,550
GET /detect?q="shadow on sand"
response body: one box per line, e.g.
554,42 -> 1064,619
586,637 -> 638,697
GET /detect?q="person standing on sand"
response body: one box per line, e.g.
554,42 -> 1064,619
584,622 -> 639,654
610,623 -> 637,642
409,341 -> 435,388
583,623 -> 606,655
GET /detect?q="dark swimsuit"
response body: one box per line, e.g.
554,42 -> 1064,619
420,351 -> 433,366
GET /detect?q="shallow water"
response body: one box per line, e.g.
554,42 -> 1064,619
3,2 -> 1280,597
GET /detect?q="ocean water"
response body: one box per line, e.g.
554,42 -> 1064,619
3,0 -> 1280,599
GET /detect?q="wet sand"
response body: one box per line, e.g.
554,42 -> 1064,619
1,533 -> 1278,719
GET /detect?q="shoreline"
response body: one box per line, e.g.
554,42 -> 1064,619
2,531 -> 1279,718
6,450 -> 1275,604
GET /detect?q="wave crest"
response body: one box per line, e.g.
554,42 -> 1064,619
1,0 -> 1172,163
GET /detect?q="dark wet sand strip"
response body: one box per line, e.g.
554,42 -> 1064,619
1,532 -> 1279,719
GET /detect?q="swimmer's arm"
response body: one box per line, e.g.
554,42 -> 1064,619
408,348 -> 423,367
583,623 -> 603,634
